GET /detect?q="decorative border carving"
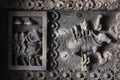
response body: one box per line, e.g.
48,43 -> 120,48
23,68 -> 119,80
47,11 -> 59,70
0,0 -> 120,10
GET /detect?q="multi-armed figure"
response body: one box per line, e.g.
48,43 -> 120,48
71,14 -> 112,71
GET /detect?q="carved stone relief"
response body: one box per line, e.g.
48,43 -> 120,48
3,0 -> 120,80
54,11 -> 116,71
7,10 -> 120,80
8,11 -> 47,70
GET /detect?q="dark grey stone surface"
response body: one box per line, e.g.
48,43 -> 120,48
0,0 -> 120,80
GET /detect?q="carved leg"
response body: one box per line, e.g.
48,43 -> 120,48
34,55 -> 42,66
96,52 -> 105,65
96,51 -> 112,65
80,54 -> 90,71
21,43 -> 26,55
21,56 -> 28,65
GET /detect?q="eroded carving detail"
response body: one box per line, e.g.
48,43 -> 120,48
51,11 -> 120,75
113,13 -> 120,40
63,14 -> 113,71
80,54 -> 90,71
8,11 -> 47,70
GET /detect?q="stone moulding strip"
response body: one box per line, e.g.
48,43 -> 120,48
0,0 -> 120,10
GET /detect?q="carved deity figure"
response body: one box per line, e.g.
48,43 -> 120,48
26,29 -> 42,55
14,32 -> 26,56
25,29 -> 42,66
13,29 -> 42,65
70,14 -> 113,71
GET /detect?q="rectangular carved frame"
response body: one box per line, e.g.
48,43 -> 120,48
8,11 -> 47,70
